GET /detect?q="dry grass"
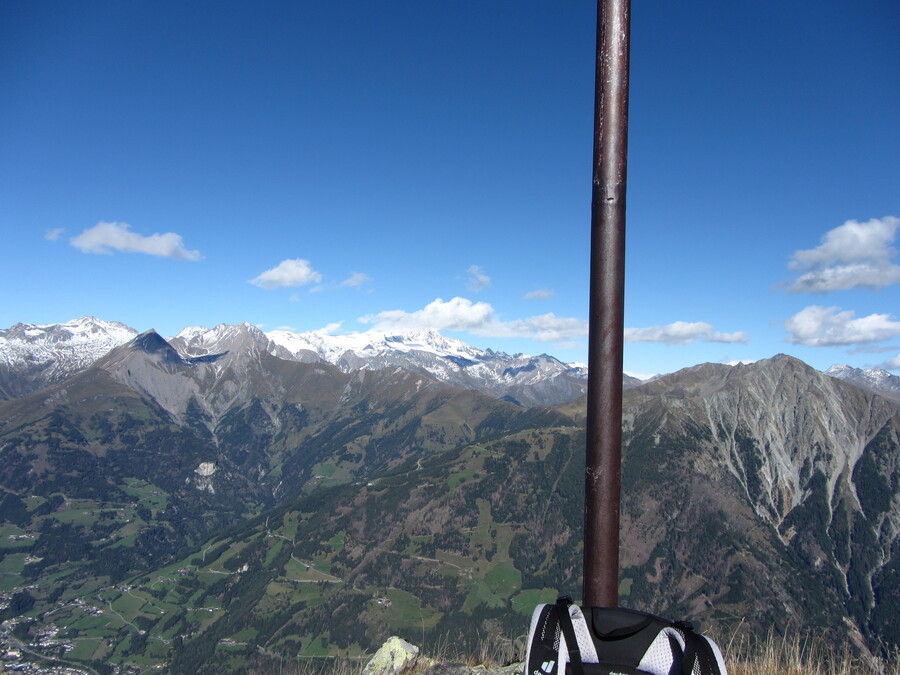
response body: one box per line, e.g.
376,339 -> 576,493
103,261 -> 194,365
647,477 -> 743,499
250,633 -> 521,674
255,657 -> 360,675
726,629 -> 899,675
403,631 -> 521,673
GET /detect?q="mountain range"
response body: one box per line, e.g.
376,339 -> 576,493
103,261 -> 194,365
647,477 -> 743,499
1,317 -> 599,409
1,316 -> 899,673
5,317 -> 898,407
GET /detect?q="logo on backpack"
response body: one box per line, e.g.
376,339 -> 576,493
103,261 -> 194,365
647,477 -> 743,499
533,660 -> 555,674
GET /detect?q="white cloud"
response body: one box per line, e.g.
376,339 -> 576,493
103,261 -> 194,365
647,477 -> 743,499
250,258 -> 323,289
317,322 -> 343,334
847,344 -> 899,354
359,297 -> 588,342
784,305 -> 900,346
45,227 -> 64,242
525,315 -> 587,342
70,221 -> 202,260
884,353 -> 900,371
360,297 -> 495,332
359,297 -> 754,348
524,288 -> 554,300
624,321 -> 748,345
789,263 -> 900,293
482,313 -> 588,342
553,340 -> 584,351
787,216 -> 900,292
466,265 -> 491,292
340,272 -> 371,288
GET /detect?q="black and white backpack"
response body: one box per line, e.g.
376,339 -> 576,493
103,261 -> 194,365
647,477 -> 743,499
525,597 -> 728,675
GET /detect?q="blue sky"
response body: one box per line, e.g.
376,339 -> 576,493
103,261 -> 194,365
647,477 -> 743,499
1,1 -> 898,377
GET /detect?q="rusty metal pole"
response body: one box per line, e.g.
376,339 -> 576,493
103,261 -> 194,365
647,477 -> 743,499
583,0 -> 631,609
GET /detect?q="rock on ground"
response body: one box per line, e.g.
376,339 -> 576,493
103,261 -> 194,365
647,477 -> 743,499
362,636 -> 421,675
362,636 -> 523,675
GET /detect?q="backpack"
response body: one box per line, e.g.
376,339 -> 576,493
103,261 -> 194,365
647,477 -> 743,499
525,597 -> 728,675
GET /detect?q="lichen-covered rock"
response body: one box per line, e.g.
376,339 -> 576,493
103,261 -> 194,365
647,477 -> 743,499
362,636 -> 422,675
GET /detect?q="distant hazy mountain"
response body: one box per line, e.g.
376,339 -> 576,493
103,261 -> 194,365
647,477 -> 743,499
826,364 -> 900,403
0,316 -> 136,399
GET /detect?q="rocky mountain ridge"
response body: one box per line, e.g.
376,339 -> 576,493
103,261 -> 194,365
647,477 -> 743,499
618,355 -> 900,645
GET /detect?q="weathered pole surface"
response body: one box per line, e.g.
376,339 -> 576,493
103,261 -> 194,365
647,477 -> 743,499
583,0 -> 631,609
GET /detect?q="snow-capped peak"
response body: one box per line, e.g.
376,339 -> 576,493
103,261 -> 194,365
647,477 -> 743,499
263,326 -> 586,406
826,364 -> 900,403
174,325 -> 210,342
1,317 -> 137,359
266,328 -> 482,363
0,317 -> 139,397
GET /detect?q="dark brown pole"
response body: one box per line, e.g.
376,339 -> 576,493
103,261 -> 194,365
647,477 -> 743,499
583,0 -> 631,609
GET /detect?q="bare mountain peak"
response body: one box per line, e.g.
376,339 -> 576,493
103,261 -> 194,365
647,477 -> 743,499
643,353 -> 843,401
130,330 -> 183,359
170,322 -> 271,359
133,329 -> 167,347
93,331 -> 187,374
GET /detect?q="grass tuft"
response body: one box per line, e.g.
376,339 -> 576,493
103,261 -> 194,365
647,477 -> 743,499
727,628 -> 899,675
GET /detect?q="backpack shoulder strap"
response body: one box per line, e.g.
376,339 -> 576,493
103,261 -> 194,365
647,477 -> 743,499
675,622 -> 725,675
556,597 -> 585,675
525,603 -> 561,675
